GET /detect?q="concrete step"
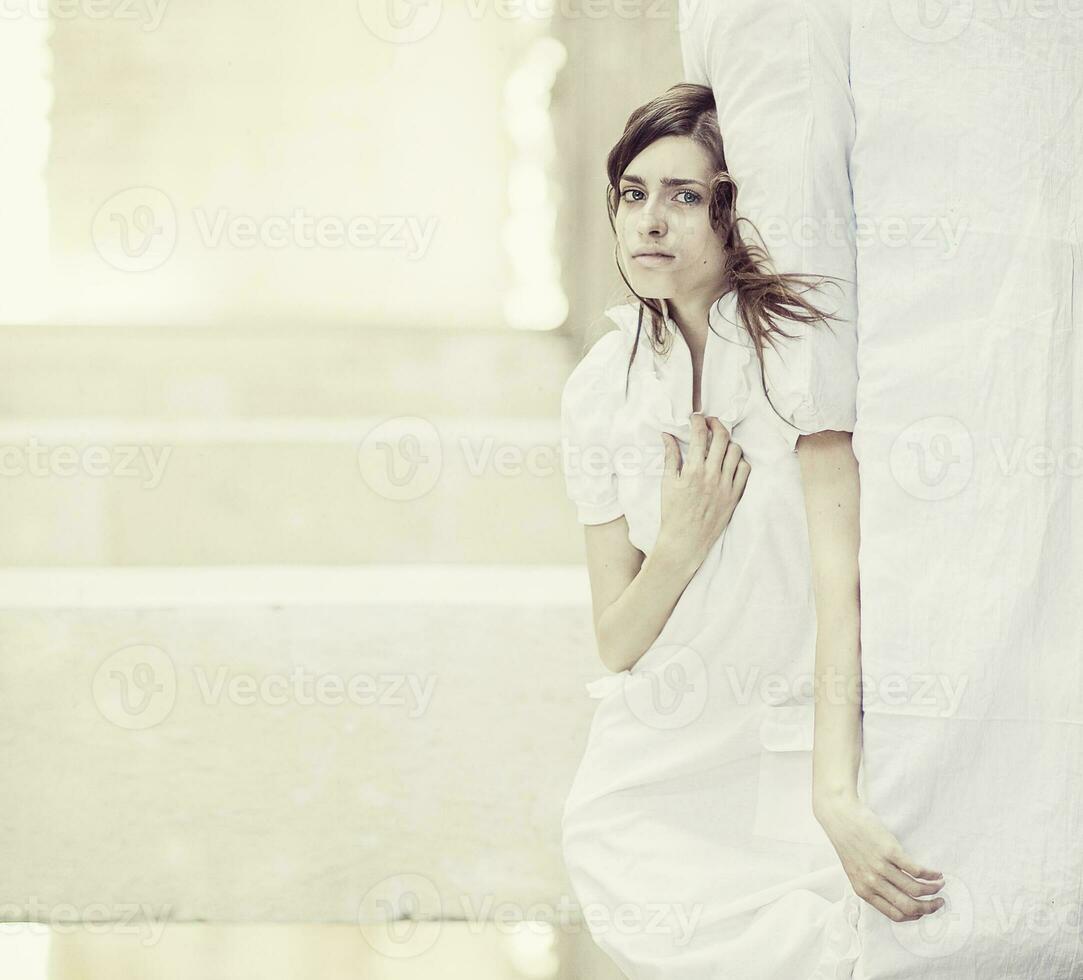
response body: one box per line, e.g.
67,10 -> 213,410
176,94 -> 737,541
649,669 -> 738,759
0,416 -> 580,565
15,922 -> 627,979
0,565 -> 607,925
0,324 -> 576,420
1,323 -> 586,565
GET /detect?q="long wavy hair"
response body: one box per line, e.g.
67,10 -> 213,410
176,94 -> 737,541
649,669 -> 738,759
606,82 -> 846,427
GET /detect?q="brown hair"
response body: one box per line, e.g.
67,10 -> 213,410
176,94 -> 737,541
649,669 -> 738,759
606,82 -> 846,426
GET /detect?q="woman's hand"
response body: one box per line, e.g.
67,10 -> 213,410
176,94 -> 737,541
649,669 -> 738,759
813,791 -> 946,922
656,413 -> 749,573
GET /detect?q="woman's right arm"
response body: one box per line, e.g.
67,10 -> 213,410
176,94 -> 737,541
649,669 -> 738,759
584,517 -> 696,674
584,414 -> 749,673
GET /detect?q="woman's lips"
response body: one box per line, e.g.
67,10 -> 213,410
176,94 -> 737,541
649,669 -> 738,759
633,252 -> 676,268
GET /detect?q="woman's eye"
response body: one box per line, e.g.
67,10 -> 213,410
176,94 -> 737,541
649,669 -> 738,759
618,187 -> 699,205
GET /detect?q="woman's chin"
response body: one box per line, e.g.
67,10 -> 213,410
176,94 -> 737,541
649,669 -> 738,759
626,271 -> 678,300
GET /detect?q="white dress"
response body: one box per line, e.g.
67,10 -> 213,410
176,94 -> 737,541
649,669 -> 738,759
559,291 -> 863,979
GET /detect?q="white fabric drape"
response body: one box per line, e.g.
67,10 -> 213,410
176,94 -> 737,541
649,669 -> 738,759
849,2 -> 1083,976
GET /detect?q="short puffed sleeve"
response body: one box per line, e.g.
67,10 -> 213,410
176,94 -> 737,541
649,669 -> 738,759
559,328 -> 630,525
764,318 -> 859,452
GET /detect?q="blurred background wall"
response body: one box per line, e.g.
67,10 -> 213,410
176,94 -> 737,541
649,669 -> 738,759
0,2 -> 680,978
5,0 -> 680,333
0,0 -> 680,567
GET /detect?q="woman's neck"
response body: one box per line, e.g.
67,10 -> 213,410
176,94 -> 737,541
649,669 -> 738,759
665,280 -> 733,348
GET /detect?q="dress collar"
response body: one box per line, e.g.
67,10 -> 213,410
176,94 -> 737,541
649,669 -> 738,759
603,290 -> 754,436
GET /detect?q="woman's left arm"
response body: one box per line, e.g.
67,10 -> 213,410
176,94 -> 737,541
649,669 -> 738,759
797,430 -> 947,923
795,429 -> 863,803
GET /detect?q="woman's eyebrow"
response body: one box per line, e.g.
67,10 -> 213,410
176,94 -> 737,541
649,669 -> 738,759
620,174 -> 708,188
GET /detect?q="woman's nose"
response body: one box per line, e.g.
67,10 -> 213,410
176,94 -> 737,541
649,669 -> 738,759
637,201 -> 666,236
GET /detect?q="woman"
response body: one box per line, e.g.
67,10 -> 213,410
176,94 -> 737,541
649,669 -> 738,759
559,83 -> 946,978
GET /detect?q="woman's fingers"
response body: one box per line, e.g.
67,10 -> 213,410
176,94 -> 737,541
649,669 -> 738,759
661,432 -> 682,478
883,861 -> 946,900
867,838 -> 944,918
874,875 -> 939,920
699,415 -> 745,487
894,852 -> 944,883
821,798 -> 948,923
854,870 -> 929,922
721,439 -> 743,484
685,413 -> 709,470
734,458 -> 751,496
704,417 -> 730,472
864,892 -> 911,923
691,418 -> 750,495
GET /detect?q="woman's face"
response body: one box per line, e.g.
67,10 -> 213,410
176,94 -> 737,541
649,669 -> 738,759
614,134 -> 728,303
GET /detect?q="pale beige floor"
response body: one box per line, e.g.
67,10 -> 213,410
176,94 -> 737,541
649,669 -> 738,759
0,921 -> 626,980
